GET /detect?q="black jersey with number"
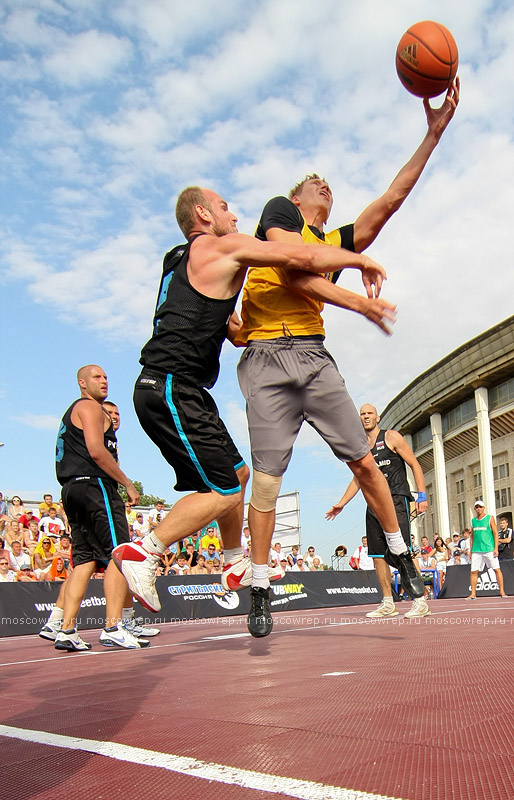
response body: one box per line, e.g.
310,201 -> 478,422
139,238 -> 240,388
370,429 -> 412,499
55,399 -> 118,486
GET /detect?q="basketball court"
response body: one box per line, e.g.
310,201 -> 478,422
2,596 -> 513,800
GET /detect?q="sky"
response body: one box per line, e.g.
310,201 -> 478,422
2,0 -> 513,565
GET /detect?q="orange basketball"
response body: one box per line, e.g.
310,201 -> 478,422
396,20 -> 458,98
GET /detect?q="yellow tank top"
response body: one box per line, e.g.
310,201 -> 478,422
236,222 -> 343,344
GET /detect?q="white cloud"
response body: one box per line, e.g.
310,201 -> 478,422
113,0 -> 243,60
8,220 -> 168,342
43,29 -> 132,86
13,414 -> 61,430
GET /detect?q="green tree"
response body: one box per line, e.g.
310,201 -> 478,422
118,481 -> 168,508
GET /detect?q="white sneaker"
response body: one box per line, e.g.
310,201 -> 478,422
404,597 -> 431,618
222,556 -> 252,591
222,556 -> 284,592
112,542 -> 161,612
54,629 -> 92,652
39,619 -> 63,641
100,622 -> 150,649
366,600 -> 399,618
123,615 -> 160,637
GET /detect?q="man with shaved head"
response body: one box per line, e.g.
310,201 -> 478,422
113,185 -> 393,637
53,364 -> 146,651
327,403 -> 430,619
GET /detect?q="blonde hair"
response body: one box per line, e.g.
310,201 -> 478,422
288,173 -> 323,200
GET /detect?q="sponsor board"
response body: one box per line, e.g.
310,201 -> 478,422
474,567 -> 499,593
439,561 -> 514,599
167,582 -> 240,610
0,570 -> 389,636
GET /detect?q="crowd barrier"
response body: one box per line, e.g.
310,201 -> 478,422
0,570 -> 383,637
3,563 -> 512,637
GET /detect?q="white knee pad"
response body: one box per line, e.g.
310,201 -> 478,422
250,471 -> 283,512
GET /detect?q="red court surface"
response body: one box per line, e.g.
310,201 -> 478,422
2,597 -> 514,800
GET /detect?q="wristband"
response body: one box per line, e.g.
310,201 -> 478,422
417,492 -> 427,502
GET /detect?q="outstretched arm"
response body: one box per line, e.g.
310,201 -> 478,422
325,476 -> 361,521
188,227 -> 388,300
75,401 -> 140,505
284,270 -> 396,335
353,78 -> 460,252
259,226 -> 396,334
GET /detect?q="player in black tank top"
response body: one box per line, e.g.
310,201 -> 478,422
370,430 -> 412,500
51,365 -> 145,653
326,403 -> 430,617
140,237 -> 239,388
56,399 -> 118,485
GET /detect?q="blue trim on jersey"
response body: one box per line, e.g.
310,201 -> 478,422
97,477 -> 118,547
165,374 -> 241,496
156,271 -> 174,313
234,459 -> 246,471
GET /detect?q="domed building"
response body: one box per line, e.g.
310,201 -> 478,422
379,315 -> 514,541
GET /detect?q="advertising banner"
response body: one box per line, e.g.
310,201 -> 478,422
438,560 -> 514,598
0,570 -> 383,637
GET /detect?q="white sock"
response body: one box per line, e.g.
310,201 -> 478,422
48,607 -> 64,624
251,562 -> 270,590
142,533 -> 167,554
382,596 -> 394,605
384,530 -> 407,555
122,607 -> 134,622
224,547 -> 243,563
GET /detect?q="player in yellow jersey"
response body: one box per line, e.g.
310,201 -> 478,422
223,80 -> 460,637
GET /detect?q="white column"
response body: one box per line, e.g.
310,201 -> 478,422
430,413 -> 451,540
474,386 -> 496,515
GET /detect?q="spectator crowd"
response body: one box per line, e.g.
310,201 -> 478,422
5,489 -> 509,588
0,491 -> 324,584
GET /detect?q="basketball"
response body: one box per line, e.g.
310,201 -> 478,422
396,20 -> 458,98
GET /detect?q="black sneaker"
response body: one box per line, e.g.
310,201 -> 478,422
247,586 -> 273,638
385,549 -> 424,598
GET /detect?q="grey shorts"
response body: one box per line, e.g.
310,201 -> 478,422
237,338 -> 369,475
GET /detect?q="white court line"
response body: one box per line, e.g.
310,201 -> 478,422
0,723 -> 404,800
0,618 -> 361,667
323,672 -> 356,676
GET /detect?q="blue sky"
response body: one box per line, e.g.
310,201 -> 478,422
2,0 -> 513,564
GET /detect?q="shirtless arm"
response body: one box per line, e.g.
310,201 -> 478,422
258,227 -> 396,334
385,430 -> 428,513
187,229 -> 387,300
353,80 -> 459,252
325,476 -> 361,521
74,401 -> 139,504
490,515 -> 499,558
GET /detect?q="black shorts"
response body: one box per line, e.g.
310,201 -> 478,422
134,369 -> 245,494
61,477 -> 130,567
366,495 -> 411,558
